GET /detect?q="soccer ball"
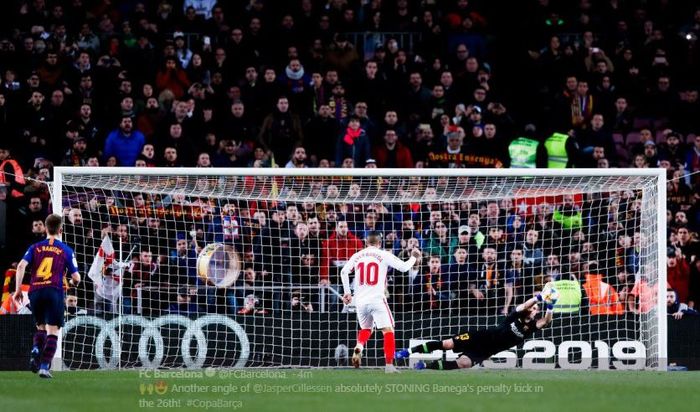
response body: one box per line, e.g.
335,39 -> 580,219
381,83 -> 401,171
541,286 -> 559,305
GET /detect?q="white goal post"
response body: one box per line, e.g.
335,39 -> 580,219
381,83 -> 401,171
51,167 -> 667,370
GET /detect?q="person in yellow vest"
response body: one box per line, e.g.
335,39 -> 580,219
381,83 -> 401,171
552,194 -> 583,231
551,278 -> 582,313
544,131 -> 577,168
507,124 -> 549,168
508,136 -> 545,168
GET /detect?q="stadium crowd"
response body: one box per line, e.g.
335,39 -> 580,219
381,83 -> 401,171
0,0 -> 699,317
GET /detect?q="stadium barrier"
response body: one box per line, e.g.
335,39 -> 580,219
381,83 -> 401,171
2,313 -> 697,370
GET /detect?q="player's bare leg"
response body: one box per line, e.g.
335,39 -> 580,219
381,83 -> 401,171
38,324 -> 60,378
382,327 -> 399,373
353,329 -> 372,368
30,324 -> 46,373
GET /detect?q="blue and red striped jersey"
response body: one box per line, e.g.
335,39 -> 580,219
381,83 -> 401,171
22,238 -> 79,292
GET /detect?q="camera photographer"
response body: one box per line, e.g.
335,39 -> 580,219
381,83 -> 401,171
290,290 -> 314,313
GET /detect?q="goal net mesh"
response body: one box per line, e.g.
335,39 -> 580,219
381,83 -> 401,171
54,170 -> 663,370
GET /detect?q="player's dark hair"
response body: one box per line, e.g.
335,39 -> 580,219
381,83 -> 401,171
45,214 -> 63,235
367,230 -> 382,245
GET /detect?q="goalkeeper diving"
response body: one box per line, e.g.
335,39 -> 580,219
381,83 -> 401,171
340,230 -> 421,373
396,286 -> 558,370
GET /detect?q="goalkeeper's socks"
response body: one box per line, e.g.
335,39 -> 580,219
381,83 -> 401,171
410,341 -> 443,354
40,334 -> 58,367
425,360 -> 459,370
357,329 -> 372,346
32,330 -> 47,354
383,331 -> 395,364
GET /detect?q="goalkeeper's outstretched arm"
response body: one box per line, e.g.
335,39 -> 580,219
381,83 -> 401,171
515,293 -> 554,329
515,295 -> 540,313
537,305 -> 554,329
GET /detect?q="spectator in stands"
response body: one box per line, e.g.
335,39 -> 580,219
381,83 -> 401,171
256,206 -> 292,311
675,227 -> 699,263
503,248 -> 525,315
475,246 -> 503,313
170,287 -> 203,316
258,96 -> 303,165
336,115 -> 370,167
125,249 -> 159,315
667,288 -> 698,320
423,220 -> 451,263
373,129 -> 414,168
543,254 -> 562,282
285,146 -> 308,168
65,288 -> 87,316
170,236 -> 198,286
320,220 -> 362,289
155,56 -> 191,100
642,140 -> 659,167
238,294 -> 268,315
611,96 -> 633,136
522,229 -> 543,281
582,262 -> 625,315
668,246 -> 691,304
305,104 -> 339,166
450,225 -> 479,260
419,255 -> 443,309
685,134 -> 700,185
427,127 -> 467,168
576,114 -> 614,167
290,221 -> 319,286
103,116 -> 145,167
20,195 -> 46,224
658,131 -> 686,166
61,136 -> 89,166
290,290 -> 314,313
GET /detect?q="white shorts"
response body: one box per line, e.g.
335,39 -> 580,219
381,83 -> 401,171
356,299 -> 395,330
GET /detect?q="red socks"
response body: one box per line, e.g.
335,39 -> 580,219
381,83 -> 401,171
357,329 -> 395,365
357,329 -> 372,346
384,331 -> 395,364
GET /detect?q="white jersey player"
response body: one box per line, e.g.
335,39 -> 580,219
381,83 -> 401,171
340,231 -> 420,373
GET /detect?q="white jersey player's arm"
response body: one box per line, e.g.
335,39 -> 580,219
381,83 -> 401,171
340,252 -> 359,296
383,250 -> 416,273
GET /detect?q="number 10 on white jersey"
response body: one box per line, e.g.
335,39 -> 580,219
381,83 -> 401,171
340,246 -> 417,305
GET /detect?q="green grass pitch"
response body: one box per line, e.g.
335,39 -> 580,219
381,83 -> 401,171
1,369 -> 698,412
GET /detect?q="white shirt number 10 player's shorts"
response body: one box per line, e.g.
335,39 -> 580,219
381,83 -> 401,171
356,299 -> 395,330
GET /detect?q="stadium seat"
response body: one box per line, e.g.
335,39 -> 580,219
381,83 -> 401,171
655,131 -> 666,144
626,132 -> 642,146
615,144 -> 630,164
632,118 -> 650,130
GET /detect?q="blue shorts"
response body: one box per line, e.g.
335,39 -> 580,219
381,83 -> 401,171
29,288 -> 65,327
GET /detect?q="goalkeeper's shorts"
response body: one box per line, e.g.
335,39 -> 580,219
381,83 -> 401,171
451,332 -> 489,365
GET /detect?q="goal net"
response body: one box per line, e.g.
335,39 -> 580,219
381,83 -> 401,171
52,167 -> 666,370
